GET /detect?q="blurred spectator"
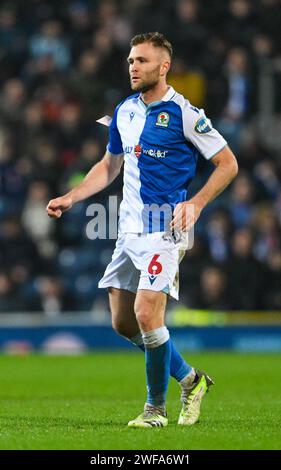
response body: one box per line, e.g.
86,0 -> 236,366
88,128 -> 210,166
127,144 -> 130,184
251,205 -> 281,262
0,5 -> 27,79
0,139 -> 26,216
18,101 -> 47,157
227,228 -> 264,309
97,0 -> 132,49
0,78 -> 26,130
0,271 -> 25,312
21,180 -> 56,259
215,48 -> 251,152
253,160 -> 280,200
205,210 -> 232,263
228,172 -> 256,228
171,0 -> 208,68
68,49 -> 104,119
66,1 -> 94,61
252,33 -> 274,60
29,140 -> 60,188
34,276 -> 76,316
224,0 -> 257,46
190,266 -> 233,310
0,217 -> 42,274
29,20 -> 70,70
54,102 -> 85,166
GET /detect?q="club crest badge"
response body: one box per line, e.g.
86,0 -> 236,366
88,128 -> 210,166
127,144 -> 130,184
156,112 -> 170,127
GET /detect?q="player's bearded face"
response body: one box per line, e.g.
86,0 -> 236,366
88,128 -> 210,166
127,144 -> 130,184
130,64 -> 161,92
128,44 -> 164,92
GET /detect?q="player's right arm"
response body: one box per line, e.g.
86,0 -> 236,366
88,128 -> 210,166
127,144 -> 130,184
47,101 -> 125,219
46,150 -> 124,218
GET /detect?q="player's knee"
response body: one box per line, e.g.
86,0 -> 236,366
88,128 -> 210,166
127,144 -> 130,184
135,293 -> 164,330
135,309 -> 153,331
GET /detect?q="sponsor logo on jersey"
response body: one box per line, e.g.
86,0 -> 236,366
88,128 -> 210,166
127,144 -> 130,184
134,144 -> 142,158
148,254 -> 163,285
143,148 -> 168,159
129,112 -> 135,122
156,112 -> 170,127
194,117 -> 212,134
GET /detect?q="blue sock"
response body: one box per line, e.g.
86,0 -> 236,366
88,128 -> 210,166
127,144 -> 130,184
132,333 -> 192,382
143,328 -> 171,408
169,341 -> 192,381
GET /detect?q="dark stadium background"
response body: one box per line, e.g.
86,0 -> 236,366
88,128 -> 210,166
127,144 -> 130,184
0,0 -> 280,353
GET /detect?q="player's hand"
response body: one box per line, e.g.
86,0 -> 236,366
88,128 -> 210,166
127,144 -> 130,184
46,195 -> 73,218
170,199 -> 202,232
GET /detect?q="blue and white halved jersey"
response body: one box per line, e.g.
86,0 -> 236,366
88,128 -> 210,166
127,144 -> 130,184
107,86 -> 227,234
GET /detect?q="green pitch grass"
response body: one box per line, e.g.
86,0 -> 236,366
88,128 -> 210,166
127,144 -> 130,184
0,352 -> 280,450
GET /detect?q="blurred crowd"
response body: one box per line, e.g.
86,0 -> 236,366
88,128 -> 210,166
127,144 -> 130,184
0,0 -> 281,314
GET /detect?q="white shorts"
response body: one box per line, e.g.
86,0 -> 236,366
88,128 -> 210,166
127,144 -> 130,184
98,232 -> 186,300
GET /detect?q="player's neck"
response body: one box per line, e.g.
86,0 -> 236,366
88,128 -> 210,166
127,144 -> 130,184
140,83 -> 169,106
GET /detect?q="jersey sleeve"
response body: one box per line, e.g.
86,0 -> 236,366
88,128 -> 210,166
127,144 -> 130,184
107,106 -> 124,156
182,103 -> 227,160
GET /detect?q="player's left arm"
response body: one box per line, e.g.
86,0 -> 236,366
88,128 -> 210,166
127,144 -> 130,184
171,145 -> 238,231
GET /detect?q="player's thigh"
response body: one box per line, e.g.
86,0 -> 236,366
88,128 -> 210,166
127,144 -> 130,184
134,289 -> 167,332
108,287 -> 139,336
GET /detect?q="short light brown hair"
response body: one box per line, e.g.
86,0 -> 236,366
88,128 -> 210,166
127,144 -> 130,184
130,32 -> 173,58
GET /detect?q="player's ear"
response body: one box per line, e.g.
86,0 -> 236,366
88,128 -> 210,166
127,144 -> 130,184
160,60 -> 170,76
